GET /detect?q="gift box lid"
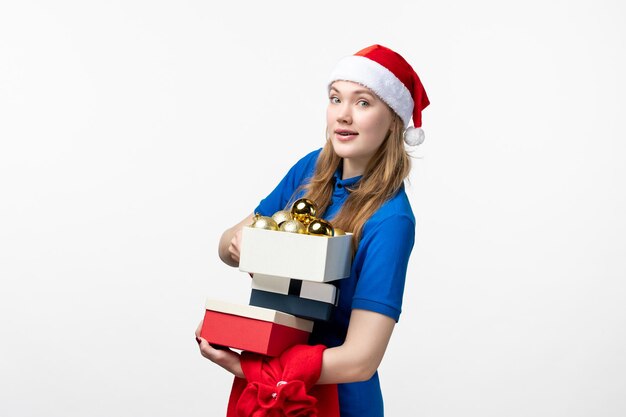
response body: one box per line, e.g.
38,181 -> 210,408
204,298 -> 313,332
252,274 -> 338,304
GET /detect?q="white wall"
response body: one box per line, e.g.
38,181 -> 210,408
1,1 -> 625,416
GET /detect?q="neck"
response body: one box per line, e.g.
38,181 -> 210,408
341,158 -> 367,179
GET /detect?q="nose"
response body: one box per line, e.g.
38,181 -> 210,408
336,103 -> 352,124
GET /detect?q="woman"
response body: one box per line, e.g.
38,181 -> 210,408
197,44 -> 429,416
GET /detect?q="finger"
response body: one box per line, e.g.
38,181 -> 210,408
198,338 -> 232,361
231,234 -> 240,249
195,320 -> 204,338
229,247 -> 240,263
198,337 -> 216,359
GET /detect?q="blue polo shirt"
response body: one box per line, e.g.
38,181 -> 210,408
254,148 -> 415,417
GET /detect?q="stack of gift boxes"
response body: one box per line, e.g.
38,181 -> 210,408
200,220 -> 352,357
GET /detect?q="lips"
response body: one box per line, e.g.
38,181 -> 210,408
334,129 -> 358,141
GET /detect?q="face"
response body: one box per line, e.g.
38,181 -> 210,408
327,81 -> 394,176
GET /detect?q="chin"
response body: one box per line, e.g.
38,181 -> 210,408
331,140 -> 356,158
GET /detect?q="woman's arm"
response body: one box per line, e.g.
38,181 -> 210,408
317,309 -> 395,384
196,309 -> 395,383
218,213 -> 255,267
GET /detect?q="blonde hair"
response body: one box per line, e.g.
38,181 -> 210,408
293,114 -> 410,250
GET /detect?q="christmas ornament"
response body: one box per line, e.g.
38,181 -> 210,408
271,210 -> 292,227
290,198 -> 317,225
279,219 -> 306,234
251,214 -> 278,231
307,219 -> 334,237
333,228 -> 346,236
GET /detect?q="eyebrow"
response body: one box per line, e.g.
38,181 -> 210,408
329,86 -> 376,98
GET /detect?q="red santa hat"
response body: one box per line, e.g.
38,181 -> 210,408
328,44 -> 430,146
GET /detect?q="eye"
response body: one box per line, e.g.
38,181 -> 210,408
357,99 -> 370,107
329,96 -> 341,104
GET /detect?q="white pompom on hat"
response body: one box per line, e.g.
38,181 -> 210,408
328,44 -> 430,146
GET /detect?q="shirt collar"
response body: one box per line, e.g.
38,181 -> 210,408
333,167 -> 362,189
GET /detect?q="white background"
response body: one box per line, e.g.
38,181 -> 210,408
1,1 -> 625,416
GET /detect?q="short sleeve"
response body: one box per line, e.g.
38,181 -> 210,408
351,214 -> 415,322
254,149 -> 321,216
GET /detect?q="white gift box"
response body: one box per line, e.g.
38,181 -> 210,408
251,274 -> 339,304
239,226 -> 352,282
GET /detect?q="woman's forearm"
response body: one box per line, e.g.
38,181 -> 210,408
316,309 -> 395,384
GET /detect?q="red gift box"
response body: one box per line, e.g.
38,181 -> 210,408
200,299 -> 313,357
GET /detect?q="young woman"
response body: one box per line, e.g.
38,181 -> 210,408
197,44 -> 429,416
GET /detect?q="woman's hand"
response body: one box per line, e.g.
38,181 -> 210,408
195,320 -> 244,378
228,228 -> 243,264
218,213 -> 255,267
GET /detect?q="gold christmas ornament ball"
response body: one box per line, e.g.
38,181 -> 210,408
291,198 -> 317,225
307,219 -> 334,237
279,219 -> 306,234
333,227 -> 346,236
271,210 -> 292,227
250,214 -> 278,231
